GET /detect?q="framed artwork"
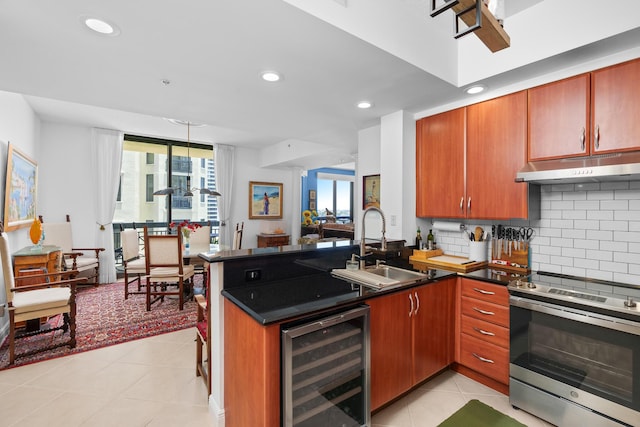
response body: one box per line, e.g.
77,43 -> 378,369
249,181 -> 283,219
309,189 -> 316,200
363,174 -> 380,209
309,200 -> 316,210
3,143 -> 38,231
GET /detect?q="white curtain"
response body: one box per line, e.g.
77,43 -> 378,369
214,144 -> 235,248
91,128 -> 124,284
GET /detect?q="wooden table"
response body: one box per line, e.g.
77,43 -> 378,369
257,233 -> 290,248
13,245 -> 62,280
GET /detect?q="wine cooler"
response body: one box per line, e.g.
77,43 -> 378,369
281,305 -> 370,427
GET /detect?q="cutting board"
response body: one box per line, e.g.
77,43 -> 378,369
409,253 -> 487,272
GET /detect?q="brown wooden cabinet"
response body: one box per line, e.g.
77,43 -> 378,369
528,73 -> 591,160
369,278 -> 455,410
455,278 -> 509,392
591,58 -> 640,154
13,245 -> 61,281
467,91 -> 529,220
257,233 -> 290,248
527,58 -> 640,160
417,92 -> 533,220
416,108 -> 466,218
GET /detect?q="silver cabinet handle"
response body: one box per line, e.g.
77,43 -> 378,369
473,307 -> 495,316
594,124 -> 600,149
459,196 -> 464,211
409,293 -> 414,317
414,292 -> 420,315
473,287 -> 495,295
473,327 -> 495,336
467,197 -> 471,211
472,353 -> 495,364
580,127 -> 585,151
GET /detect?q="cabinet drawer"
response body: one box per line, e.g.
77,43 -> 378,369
461,279 -> 508,306
461,296 -> 509,327
461,314 -> 509,349
460,334 -> 509,384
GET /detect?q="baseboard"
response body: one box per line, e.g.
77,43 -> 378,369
452,363 -> 509,395
208,396 -> 225,427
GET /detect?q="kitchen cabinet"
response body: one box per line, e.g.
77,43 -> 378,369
455,278 -> 509,392
591,58 -> 640,154
528,74 -> 591,160
416,108 -> 466,218
527,58 -> 640,160
369,278 -> 455,410
417,91 -> 534,220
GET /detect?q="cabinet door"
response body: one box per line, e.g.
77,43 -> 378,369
528,74 -> 590,160
466,91 -> 529,219
416,109 -> 466,218
412,279 -> 455,384
591,58 -> 640,153
368,291 -> 413,410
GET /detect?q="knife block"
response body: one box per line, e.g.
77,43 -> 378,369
490,239 -> 530,274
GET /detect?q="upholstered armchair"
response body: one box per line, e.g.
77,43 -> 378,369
40,215 -> 105,285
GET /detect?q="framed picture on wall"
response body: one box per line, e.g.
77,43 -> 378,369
249,181 -> 283,219
309,200 -> 316,210
362,174 -> 380,209
3,143 -> 38,231
309,189 -> 316,200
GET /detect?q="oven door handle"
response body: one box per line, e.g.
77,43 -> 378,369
510,296 -> 640,336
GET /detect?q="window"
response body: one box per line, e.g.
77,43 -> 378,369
145,174 -> 154,202
317,174 -> 354,220
114,136 -> 218,225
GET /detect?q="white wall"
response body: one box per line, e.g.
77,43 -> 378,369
0,90 -> 41,341
355,125 -> 381,239
230,146 -> 295,248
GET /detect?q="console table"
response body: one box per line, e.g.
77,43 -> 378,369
257,234 -> 290,248
13,245 -> 62,282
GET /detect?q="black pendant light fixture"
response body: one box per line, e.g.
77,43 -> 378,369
153,121 -> 221,197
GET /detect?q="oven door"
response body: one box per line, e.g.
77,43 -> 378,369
510,296 -> 640,425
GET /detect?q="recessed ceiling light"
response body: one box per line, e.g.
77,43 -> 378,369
261,71 -> 281,82
82,16 -> 120,36
165,118 -> 206,127
357,101 -> 372,109
465,85 -> 486,95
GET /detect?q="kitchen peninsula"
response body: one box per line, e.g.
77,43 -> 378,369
200,241 -> 516,427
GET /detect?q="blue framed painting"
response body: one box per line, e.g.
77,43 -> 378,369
249,181 -> 282,219
3,143 -> 38,231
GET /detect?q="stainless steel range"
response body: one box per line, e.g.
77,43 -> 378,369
508,276 -> 640,427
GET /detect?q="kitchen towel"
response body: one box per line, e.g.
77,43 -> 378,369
432,221 -> 465,232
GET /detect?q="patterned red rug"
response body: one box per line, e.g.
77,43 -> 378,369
0,280 -> 199,370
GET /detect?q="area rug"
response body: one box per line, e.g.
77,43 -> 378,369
438,399 -> 527,427
0,279 -> 200,370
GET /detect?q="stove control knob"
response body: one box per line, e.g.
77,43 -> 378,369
570,390 -> 579,398
526,282 -> 536,289
624,296 -> 637,308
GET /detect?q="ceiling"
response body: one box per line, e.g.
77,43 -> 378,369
1,0 -> 639,170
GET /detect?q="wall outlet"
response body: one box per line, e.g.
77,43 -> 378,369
245,269 -> 262,281
390,215 -> 397,226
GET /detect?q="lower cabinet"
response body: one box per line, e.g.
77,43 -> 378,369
456,278 -> 510,391
369,278 -> 455,410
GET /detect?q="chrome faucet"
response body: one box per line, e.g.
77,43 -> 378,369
360,207 -> 387,269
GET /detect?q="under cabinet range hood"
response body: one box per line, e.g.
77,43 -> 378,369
516,151 -> 640,184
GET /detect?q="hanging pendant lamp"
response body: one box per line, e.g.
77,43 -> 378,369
153,121 -> 221,197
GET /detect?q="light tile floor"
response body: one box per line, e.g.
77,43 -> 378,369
0,329 -> 553,427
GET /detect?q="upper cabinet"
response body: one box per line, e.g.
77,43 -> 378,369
591,58 -> 640,154
528,58 -> 640,161
417,91 -> 534,220
416,108 -> 466,218
528,74 -> 590,161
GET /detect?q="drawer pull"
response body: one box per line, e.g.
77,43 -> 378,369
409,293 -> 414,317
472,353 -> 495,364
414,292 -> 420,315
473,307 -> 495,316
473,327 -> 495,336
472,287 -> 495,295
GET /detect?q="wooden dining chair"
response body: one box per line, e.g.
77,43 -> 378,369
195,292 -> 211,395
1,223 -> 86,364
122,228 -> 147,299
143,226 -> 194,311
188,224 -> 211,292
232,222 -> 244,250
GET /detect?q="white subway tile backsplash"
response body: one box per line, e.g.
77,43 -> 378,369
586,230 -> 613,241
614,189 -> 640,199
614,210 -> 639,221
549,184 -> 575,193
562,247 -> 586,258
550,219 -> 574,229
586,249 -> 613,261
562,266 -> 586,277
600,240 -> 628,252
629,221 -> 640,232
562,210 -> 586,220
586,269 -> 613,281
574,200 -> 600,210
599,261 -> 628,274
562,229 -> 586,239
600,200 -> 629,210
563,192 -> 587,201
629,242 -> 640,253
586,190 -> 614,200
630,199 -> 640,210
575,239 -> 599,250
601,181 -> 629,191
586,210 -> 613,220
614,230 -> 640,242
550,237 -> 575,247
573,219 -> 600,229
614,251 -> 639,264
541,209 -> 562,219
600,220 -> 629,231
575,183 -> 600,191
539,245 -> 561,256
550,200 -> 575,210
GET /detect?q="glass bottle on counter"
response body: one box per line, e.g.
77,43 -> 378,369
427,229 -> 435,250
415,227 -> 422,248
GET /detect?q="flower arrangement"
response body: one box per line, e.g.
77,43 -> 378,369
170,220 -> 202,239
301,210 -> 319,225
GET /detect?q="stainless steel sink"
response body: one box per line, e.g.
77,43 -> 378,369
331,265 -> 428,290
